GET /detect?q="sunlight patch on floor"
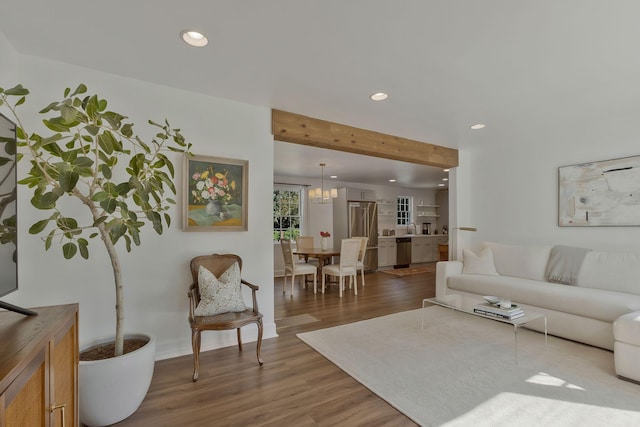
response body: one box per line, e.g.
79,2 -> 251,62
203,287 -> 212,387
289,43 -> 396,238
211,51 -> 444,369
526,372 -> 585,390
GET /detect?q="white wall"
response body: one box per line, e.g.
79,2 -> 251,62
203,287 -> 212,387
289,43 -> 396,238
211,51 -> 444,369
463,112 -> 640,254
1,42 -> 276,360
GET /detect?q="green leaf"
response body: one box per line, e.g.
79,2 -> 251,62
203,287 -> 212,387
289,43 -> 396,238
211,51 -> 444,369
121,123 -> 133,138
78,238 -> 89,259
115,182 -> 130,196
92,216 -> 108,226
164,213 -> 171,228
39,101 -> 59,114
62,242 -> 77,259
15,96 -> 26,106
43,118 -> 71,133
69,84 -> 87,97
4,84 -> 29,96
91,191 -> 110,202
29,219 -> 50,234
110,222 -> 127,241
45,230 -> 55,250
101,198 -> 117,214
100,164 -> 112,179
32,192 -> 58,209
74,156 -> 94,168
85,94 -> 99,119
59,171 -> 79,192
60,105 -> 78,123
123,234 -> 132,252
97,131 -> 116,154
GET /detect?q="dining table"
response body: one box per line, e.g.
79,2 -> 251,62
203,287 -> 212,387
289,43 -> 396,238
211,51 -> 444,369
293,247 -> 340,278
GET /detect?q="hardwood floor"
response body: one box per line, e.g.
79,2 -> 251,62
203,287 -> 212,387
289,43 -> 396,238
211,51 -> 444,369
115,269 -> 436,427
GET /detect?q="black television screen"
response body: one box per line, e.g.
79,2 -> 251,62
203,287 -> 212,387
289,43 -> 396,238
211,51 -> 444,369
0,113 -> 17,299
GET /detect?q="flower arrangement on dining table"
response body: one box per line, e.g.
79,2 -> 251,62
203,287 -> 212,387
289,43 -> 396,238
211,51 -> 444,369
190,166 -> 236,204
320,231 -> 330,249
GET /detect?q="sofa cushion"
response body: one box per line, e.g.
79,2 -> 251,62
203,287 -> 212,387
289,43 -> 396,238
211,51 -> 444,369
577,251 -> 640,296
483,242 -> 551,282
447,274 -> 640,323
462,248 -> 499,276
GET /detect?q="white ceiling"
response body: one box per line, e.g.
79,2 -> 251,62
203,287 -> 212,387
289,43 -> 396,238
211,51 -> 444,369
2,1 -> 639,187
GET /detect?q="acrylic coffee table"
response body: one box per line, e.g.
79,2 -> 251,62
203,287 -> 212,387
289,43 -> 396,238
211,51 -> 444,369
422,295 -> 548,362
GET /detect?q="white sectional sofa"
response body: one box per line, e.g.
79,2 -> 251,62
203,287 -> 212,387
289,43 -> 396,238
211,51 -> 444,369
436,242 -> 640,355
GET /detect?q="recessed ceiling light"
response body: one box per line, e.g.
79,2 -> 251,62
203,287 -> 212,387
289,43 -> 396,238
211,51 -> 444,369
388,179 -> 396,183
442,178 -> 449,181
181,30 -> 208,47
470,123 -> 486,130
370,92 -> 389,101
443,169 -> 450,172
330,175 -> 338,179
438,183 -> 446,187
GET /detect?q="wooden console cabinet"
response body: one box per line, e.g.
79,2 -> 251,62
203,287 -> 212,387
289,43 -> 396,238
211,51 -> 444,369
0,304 -> 79,426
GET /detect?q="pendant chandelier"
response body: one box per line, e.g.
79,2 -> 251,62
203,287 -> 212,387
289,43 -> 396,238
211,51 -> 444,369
309,163 -> 337,204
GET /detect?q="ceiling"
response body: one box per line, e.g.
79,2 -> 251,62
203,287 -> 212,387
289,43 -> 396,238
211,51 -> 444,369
2,1 -> 639,187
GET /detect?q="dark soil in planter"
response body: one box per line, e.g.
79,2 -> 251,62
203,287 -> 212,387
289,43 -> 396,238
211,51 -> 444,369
80,338 -> 149,361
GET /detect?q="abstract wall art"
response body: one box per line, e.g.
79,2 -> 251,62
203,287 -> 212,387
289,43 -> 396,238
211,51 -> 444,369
558,155 -> 640,227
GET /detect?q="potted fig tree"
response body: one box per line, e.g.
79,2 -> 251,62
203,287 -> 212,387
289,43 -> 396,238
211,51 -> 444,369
0,83 -> 191,426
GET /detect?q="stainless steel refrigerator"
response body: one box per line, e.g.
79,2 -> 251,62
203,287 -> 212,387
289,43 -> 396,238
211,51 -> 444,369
349,201 -> 379,271
332,188 -> 378,271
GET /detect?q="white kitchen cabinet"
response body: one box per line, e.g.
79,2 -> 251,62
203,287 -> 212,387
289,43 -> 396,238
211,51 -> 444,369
378,238 -> 397,267
411,237 -> 432,263
346,188 -> 376,202
387,240 -> 397,266
378,239 -> 388,266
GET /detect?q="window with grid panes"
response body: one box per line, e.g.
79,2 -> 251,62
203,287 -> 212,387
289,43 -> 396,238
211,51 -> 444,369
397,196 -> 412,225
273,187 -> 302,241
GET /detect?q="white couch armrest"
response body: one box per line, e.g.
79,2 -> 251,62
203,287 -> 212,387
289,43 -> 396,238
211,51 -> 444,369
436,261 -> 463,298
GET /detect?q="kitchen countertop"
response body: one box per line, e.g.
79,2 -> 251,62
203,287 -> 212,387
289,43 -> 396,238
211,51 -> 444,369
378,234 -> 449,239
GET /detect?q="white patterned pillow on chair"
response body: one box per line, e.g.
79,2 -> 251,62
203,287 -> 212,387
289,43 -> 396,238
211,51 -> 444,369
195,262 -> 247,316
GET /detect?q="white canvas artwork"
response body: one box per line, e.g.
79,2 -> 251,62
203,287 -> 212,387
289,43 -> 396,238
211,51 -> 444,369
559,155 -> 640,226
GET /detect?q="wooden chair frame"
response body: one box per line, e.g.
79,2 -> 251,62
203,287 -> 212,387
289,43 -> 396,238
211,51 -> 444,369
188,254 -> 264,382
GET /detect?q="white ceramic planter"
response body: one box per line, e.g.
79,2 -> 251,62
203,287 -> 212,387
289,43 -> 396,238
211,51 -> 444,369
79,333 -> 156,427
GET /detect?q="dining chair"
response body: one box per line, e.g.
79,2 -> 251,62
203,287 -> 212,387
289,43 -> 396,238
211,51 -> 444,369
281,238 -> 318,294
353,236 -> 369,288
187,254 -> 264,382
321,238 -> 361,297
295,236 -> 317,261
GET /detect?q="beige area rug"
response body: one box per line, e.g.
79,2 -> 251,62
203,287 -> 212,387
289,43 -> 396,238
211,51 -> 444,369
381,264 -> 436,276
275,313 -> 321,329
297,307 -> 640,427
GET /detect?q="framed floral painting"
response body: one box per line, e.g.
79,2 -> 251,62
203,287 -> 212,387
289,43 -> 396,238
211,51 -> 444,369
183,154 -> 248,231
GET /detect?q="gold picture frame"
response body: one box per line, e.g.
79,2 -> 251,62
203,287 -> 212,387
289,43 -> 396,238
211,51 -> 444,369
183,154 -> 248,231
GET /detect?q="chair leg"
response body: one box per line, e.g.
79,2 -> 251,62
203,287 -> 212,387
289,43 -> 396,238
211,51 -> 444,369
313,270 -> 317,293
291,274 -> 295,295
191,329 -> 201,382
283,273 -> 287,294
322,272 -> 326,293
237,327 -> 243,351
361,269 -> 365,287
339,276 -> 343,297
256,320 -> 264,366
353,274 -> 358,295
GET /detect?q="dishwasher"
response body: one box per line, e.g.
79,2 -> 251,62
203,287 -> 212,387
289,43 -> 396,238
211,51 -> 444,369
395,237 -> 412,268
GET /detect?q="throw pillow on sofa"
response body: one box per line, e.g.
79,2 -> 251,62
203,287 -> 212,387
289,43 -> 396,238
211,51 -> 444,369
462,247 -> 499,276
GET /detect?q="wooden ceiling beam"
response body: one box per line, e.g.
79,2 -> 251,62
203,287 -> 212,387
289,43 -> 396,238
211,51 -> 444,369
271,109 -> 458,169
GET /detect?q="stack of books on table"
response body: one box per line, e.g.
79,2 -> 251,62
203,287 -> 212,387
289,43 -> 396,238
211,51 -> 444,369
473,302 -> 524,320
